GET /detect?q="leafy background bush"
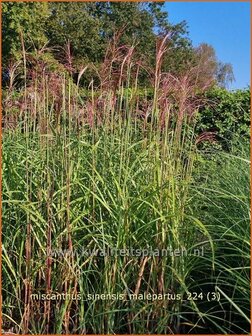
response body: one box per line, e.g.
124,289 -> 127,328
196,87 -> 250,149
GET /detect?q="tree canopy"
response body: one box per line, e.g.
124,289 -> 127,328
2,2 -> 234,88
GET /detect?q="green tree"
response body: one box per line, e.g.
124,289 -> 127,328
195,43 -> 234,88
45,3 -> 190,61
2,2 -> 49,65
216,62 -> 235,88
46,3 -> 103,63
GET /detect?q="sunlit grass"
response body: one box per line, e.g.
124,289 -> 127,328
2,36 -> 250,334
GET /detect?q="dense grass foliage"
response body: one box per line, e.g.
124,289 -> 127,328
188,143 -> 251,333
2,35 -> 250,334
2,128 -> 250,334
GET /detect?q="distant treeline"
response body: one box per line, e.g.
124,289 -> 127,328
3,2 -> 234,88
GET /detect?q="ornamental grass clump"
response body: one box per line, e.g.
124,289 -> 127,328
2,34 -> 250,334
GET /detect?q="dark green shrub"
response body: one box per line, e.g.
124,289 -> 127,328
197,87 -> 250,149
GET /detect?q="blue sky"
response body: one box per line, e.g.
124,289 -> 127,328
164,2 -> 250,89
